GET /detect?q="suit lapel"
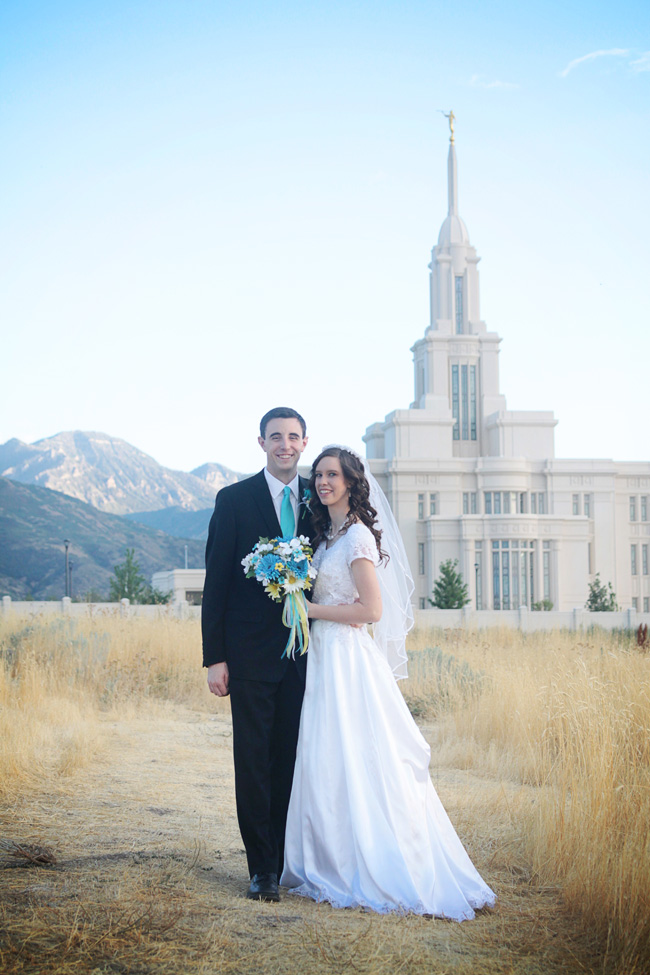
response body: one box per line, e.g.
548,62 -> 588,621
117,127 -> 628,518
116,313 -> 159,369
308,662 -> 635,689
250,470 -> 282,537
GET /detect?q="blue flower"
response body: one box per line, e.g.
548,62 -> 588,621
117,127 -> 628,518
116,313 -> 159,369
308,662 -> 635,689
287,557 -> 309,580
256,553 -> 282,581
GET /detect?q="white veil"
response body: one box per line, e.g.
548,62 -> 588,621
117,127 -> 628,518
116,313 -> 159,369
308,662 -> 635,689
322,446 -> 415,680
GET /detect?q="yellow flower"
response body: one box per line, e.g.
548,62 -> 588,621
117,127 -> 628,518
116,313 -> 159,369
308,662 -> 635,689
266,582 -> 283,600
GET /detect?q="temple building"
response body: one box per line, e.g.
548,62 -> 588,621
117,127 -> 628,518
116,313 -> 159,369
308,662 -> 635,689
364,122 -> 650,613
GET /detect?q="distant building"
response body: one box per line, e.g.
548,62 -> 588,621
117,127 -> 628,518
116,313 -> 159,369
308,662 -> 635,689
152,569 -> 205,605
364,131 -> 650,612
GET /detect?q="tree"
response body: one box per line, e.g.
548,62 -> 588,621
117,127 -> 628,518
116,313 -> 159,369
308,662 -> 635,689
585,574 -> 619,612
109,548 -> 146,602
140,585 -> 172,605
80,587 -> 105,603
429,559 -> 470,609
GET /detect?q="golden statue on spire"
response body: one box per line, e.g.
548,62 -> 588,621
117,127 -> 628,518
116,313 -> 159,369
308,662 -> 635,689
442,109 -> 455,143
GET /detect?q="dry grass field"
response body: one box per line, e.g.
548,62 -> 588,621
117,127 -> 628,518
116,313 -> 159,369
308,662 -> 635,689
0,615 -> 648,974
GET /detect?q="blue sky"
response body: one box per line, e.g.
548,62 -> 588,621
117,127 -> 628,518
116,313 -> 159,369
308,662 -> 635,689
1,1 -> 648,473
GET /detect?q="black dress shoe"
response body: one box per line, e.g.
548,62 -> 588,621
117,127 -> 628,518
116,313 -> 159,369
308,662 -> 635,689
246,872 -> 280,902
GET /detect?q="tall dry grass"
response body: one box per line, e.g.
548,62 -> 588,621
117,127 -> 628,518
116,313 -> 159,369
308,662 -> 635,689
405,626 -> 650,973
0,615 -> 222,798
1,614 -> 649,971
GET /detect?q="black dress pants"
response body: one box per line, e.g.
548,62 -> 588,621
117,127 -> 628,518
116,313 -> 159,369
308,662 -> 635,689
229,658 -> 305,877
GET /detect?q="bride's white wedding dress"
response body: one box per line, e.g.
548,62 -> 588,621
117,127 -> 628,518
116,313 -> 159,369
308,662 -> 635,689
281,523 -> 496,920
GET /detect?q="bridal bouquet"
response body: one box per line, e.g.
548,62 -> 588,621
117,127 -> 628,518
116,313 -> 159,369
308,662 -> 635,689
241,535 -> 316,659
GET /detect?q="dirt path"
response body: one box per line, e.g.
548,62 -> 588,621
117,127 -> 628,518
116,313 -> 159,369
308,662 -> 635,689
0,702 -> 602,974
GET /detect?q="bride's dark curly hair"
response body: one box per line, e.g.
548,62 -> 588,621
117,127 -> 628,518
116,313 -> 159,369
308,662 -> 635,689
308,447 -> 388,562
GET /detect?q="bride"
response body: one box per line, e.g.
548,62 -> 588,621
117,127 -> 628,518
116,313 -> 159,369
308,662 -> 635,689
281,446 -> 496,920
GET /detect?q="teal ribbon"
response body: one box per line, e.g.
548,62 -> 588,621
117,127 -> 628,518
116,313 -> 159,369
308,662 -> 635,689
281,591 -> 309,659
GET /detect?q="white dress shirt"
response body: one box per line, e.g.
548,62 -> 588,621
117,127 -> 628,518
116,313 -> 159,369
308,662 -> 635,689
264,468 -> 300,529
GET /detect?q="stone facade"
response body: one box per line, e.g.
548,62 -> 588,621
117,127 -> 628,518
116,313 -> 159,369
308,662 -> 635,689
364,136 -> 650,612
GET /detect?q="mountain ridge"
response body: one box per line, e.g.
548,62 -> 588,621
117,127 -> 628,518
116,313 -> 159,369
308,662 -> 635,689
124,506 -> 213,540
0,431 -> 244,516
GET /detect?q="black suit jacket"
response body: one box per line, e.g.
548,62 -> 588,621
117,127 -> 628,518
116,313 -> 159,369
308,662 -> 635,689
201,470 -> 313,682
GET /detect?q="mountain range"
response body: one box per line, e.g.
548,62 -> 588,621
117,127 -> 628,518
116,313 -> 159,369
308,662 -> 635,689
0,430 -> 249,597
0,431 -> 243,515
0,431 -> 246,540
0,476 -> 205,600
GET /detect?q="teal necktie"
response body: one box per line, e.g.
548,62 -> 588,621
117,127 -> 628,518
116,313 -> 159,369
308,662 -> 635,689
280,485 -> 295,537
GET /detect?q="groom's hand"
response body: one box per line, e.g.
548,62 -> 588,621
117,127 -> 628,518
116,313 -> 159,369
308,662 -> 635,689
207,661 -> 230,697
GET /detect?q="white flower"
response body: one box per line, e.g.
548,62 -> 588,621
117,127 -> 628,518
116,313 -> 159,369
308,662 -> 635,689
284,575 -> 304,593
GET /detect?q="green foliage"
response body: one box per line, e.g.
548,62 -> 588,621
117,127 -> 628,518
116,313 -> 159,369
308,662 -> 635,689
77,587 -> 105,603
532,598 -> 554,611
109,548 -> 146,602
585,574 -> 619,612
429,558 -> 470,609
108,551 -> 171,604
141,586 -> 172,605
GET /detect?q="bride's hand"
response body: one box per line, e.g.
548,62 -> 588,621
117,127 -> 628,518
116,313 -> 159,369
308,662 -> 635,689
351,597 -> 363,628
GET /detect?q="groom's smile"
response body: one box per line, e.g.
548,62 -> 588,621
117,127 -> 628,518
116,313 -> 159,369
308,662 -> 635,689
259,418 -> 308,482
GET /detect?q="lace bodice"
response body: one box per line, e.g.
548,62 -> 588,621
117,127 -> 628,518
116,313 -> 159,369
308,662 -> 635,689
311,523 -> 379,606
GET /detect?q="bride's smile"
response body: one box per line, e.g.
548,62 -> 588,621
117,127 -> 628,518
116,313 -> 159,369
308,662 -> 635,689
314,456 -> 349,511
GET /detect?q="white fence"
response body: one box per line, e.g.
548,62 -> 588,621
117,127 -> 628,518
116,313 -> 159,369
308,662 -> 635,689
414,606 -> 650,632
2,596 -> 648,632
1,596 -> 201,620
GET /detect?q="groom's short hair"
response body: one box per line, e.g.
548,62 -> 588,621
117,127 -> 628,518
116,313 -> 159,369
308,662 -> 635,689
260,407 -> 307,439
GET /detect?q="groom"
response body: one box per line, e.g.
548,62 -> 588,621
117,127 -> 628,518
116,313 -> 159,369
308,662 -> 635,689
202,407 -> 312,902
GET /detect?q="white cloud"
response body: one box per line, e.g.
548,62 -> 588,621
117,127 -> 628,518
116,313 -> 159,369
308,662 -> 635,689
559,48 -> 629,78
468,74 -> 519,90
630,51 -> 650,72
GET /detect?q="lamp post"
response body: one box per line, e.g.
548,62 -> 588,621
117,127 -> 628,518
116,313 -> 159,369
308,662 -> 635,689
474,562 -> 479,611
68,561 -> 74,601
64,539 -> 70,597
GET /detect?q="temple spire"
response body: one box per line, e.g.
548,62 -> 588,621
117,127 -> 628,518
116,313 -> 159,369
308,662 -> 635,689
434,111 -> 469,247
447,140 -> 458,216
442,110 -> 458,216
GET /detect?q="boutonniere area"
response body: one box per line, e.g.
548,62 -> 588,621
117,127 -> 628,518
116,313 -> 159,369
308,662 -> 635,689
300,488 -> 312,511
